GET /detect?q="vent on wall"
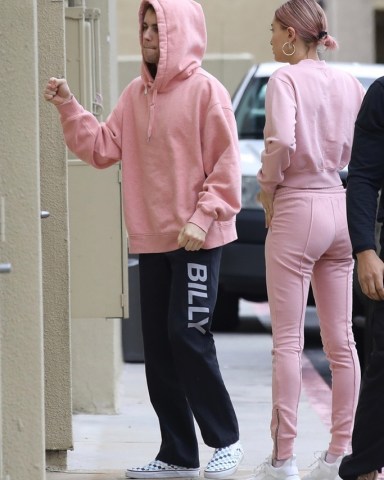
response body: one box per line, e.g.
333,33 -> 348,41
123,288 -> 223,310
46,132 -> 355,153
65,6 -> 103,120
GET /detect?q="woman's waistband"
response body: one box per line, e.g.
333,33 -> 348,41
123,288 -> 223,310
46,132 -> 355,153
275,184 -> 345,197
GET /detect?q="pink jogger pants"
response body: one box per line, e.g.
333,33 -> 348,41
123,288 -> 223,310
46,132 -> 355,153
265,186 -> 361,460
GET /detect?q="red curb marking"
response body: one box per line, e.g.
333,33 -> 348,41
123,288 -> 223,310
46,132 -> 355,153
302,353 -> 332,429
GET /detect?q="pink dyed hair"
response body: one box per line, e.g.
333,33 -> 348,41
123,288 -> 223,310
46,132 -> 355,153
275,0 -> 338,50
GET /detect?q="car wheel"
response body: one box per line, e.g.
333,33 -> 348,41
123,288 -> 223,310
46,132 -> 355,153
212,287 -> 239,331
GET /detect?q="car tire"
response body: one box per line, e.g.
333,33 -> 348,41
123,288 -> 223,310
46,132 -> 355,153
212,287 -> 239,331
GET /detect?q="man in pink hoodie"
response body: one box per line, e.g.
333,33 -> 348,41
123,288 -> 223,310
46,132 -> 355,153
44,1 -> 243,478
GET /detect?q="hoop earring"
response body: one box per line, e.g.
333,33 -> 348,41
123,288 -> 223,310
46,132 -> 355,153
282,42 -> 296,56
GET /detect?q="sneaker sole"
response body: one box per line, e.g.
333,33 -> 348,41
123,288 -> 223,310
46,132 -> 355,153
125,469 -> 200,479
204,452 -> 244,479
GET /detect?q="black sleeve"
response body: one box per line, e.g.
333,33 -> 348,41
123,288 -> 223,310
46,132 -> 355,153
346,78 -> 384,255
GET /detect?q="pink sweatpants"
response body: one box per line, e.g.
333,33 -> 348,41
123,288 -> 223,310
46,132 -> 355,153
265,186 -> 361,460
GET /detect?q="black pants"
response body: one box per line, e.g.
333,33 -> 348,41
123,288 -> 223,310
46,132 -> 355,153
339,299 -> 384,480
138,247 -> 239,468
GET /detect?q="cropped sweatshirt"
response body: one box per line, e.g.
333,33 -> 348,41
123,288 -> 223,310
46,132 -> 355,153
257,59 -> 365,194
56,0 -> 241,254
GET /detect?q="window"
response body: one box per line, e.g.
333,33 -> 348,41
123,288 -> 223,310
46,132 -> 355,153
235,77 -> 269,140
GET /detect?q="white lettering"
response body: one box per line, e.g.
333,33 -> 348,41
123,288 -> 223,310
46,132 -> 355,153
188,306 -> 209,321
188,290 -> 208,304
187,263 -> 209,334
188,282 -> 207,291
187,263 -> 207,282
188,317 -> 209,334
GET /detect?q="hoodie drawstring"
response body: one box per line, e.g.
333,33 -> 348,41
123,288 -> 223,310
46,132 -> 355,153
145,84 -> 157,142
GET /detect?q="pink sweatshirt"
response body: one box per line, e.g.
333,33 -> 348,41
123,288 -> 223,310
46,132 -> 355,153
57,0 -> 241,254
257,59 -> 365,194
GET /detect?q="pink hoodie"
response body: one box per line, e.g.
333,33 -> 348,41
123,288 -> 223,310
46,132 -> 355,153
257,59 -> 365,194
57,0 -> 241,254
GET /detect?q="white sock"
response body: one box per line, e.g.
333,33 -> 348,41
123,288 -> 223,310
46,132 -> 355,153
273,458 -> 290,468
325,452 -> 339,464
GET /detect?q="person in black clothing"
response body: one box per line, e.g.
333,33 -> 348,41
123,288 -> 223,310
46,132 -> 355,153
339,77 -> 384,480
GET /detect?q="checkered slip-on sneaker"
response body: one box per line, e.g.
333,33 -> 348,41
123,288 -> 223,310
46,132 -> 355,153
204,441 -> 244,479
125,459 -> 200,479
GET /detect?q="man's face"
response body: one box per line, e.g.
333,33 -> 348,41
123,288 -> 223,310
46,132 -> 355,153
142,8 -> 160,65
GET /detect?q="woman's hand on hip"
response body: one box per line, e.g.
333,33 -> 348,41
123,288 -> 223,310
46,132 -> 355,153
257,189 -> 274,228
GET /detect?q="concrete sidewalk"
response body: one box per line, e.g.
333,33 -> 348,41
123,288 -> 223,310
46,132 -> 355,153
47,327 -> 333,480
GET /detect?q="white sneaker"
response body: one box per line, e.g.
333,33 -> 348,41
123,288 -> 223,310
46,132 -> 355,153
302,451 -> 344,480
204,441 -> 244,479
126,459 -> 200,479
253,455 -> 300,480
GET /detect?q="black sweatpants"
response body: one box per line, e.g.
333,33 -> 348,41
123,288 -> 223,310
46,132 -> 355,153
138,247 -> 239,468
339,298 -> 384,480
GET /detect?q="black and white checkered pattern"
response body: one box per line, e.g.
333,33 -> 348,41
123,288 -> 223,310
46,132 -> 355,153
126,459 -> 200,479
204,441 -> 244,479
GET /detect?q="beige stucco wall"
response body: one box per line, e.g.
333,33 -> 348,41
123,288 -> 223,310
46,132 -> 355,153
38,0 -> 73,459
325,0 -> 375,62
1,0 -> 122,474
0,1 -> 46,478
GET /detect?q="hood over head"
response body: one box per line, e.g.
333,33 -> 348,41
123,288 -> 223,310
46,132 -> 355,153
139,0 -> 207,91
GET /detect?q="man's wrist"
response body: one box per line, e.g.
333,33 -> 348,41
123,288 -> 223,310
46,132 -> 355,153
356,249 -> 377,260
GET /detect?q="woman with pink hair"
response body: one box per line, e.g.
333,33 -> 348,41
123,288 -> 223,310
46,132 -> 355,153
254,1 -> 365,479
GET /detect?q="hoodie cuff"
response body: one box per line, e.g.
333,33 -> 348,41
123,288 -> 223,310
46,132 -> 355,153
56,95 -> 80,116
188,208 -> 215,233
